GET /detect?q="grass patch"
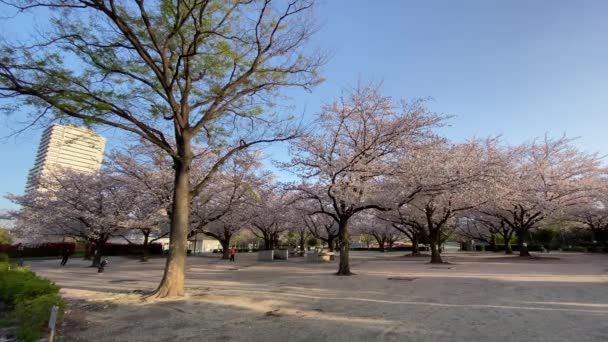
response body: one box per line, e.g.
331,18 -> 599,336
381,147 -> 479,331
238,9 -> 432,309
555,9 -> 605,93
0,261 -> 64,341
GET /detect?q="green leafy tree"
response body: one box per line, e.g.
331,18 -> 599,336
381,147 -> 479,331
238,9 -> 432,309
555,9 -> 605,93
0,226 -> 14,244
0,0 -> 323,297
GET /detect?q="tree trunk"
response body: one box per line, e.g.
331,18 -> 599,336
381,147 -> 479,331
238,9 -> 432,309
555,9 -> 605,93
151,158 -> 190,298
411,235 -> 420,256
299,235 -> 306,254
517,229 -> 530,257
337,219 -> 352,275
264,238 -> 274,251
141,231 -> 150,262
429,240 -> 443,263
376,236 -> 385,252
489,234 -> 497,252
327,236 -> 335,252
504,240 -> 513,255
221,240 -> 230,260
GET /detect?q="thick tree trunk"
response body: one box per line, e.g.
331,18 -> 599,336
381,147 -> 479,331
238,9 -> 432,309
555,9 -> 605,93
411,235 -> 420,256
517,229 -> 530,257
264,238 -> 274,251
376,237 -> 385,252
504,240 -> 513,255
221,240 -> 230,260
327,236 -> 335,252
141,231 -> 150,262
489,234 -> 497,252
337,219 -> 352,275
151,159 -> 190,298
299,235 -> 306,254
429,240 -> 443,263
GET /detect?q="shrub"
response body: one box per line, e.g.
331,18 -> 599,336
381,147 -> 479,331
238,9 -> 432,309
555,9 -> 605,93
0,253 -> 8,263
0,264 -> 63,341
562,246 -> 588,252
15,293 -> 64,342
97,242 -> 163,256
0,266 -> 59,304
0,242 -> 76,258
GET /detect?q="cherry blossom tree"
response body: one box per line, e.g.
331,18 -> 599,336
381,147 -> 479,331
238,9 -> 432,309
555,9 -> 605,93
566,181 -> 608,247
456,213 -> 515,254
387,140 -> 503,263
107,147 -> 172,261
303,212 -> 339,251
191,152 -> 269,259
7,169 -> 134,266
354,214 -> 401,252
249,186 -> 291,251
478,137 -> 605,257
285,85 -> 444,274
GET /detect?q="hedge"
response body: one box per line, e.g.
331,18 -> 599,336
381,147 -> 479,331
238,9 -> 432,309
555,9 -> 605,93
0,242 -> 75,258
350,246 -> 429,252
0,260 -> 64,341
98,242 -> 163,256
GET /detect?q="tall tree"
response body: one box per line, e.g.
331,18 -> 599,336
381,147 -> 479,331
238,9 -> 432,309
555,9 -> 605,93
7,169 -> 134,266
390,140 -> 502,263
285,85 -> 443,274
191,152 -> 268,259
249,186 -> 290,250
0,0 -> 323,297
479,137 -> 604,257
566,181 -> 608,247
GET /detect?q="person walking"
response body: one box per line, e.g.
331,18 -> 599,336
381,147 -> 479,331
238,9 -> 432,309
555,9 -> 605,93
60,247 -> 72,266
229,246 -> 236,262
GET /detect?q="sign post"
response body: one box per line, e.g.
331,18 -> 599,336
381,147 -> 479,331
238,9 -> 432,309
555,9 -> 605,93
48,305 -> 58,342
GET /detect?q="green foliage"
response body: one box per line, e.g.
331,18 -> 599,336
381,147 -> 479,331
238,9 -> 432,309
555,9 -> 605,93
0,264 -> 63,341
15,293 -> 64,342
0,253 -> 8,263
0,266 -> 59,304
306,236 -> 319,248
532,227 -> 558,247
0,227 -> 14,244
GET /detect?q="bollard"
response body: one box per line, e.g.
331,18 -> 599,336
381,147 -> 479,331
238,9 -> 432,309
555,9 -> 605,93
48,305 -> 58,342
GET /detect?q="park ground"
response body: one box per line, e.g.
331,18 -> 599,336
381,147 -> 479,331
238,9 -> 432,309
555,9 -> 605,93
28,251 -> 608,342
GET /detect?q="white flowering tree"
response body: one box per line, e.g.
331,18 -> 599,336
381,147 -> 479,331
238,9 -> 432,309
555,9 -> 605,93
285,85 -> 444,274
8,169 -> 135,266
249,185 -> 291,250
191,152 -> 269,259
478,137 -> 604,257
388,140 -> 502,263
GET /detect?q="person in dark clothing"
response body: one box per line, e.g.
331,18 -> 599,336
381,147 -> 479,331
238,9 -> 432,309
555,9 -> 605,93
98,259 -> 108,273
229,246 -> 236,262
60,247 -> 72,266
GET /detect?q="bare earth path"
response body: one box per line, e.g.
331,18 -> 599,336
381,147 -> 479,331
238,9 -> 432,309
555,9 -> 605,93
29,252 -> 608,342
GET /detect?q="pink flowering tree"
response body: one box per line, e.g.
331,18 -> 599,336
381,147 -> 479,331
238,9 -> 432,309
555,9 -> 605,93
478,137 -> 605,257
284,85 -> 444,274
8,169 -> 135,266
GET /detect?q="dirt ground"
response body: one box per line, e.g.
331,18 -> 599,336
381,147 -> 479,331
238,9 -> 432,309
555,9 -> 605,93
28,251 -> 608,342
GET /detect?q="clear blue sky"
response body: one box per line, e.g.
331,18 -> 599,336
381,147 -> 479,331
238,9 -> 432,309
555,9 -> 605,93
1,0 -> 607,209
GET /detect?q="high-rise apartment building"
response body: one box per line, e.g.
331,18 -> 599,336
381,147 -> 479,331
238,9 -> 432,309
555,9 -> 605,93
25,124 -> 106,192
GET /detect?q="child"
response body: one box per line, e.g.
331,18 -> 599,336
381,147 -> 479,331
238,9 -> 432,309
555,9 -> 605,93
229,246 -> 236,262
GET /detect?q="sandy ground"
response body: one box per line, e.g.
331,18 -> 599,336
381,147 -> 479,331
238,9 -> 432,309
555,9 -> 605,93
28,252 -> 608,342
